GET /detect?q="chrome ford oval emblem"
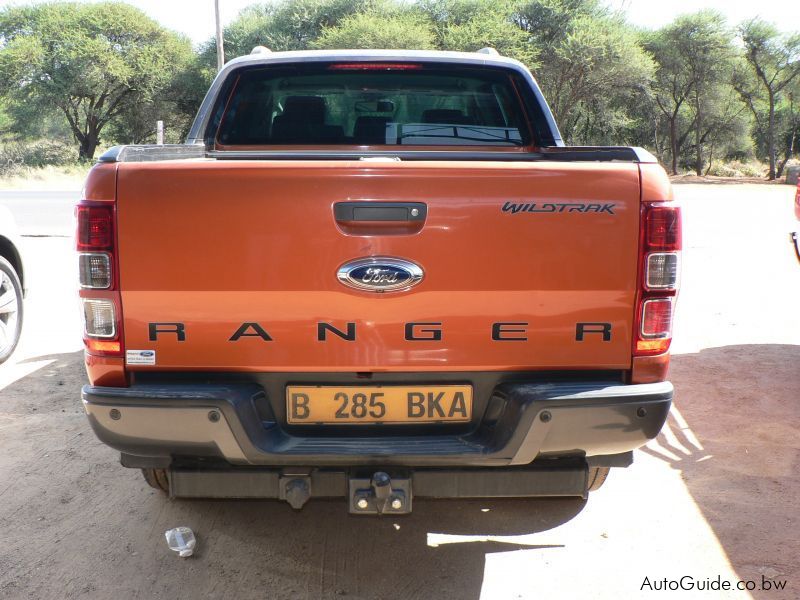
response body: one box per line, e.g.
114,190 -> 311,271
337,257 -> 423,292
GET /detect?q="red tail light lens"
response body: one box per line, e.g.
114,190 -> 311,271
640,298 -> 673,338
644,205 -> 681,252
77,205 -> 114,251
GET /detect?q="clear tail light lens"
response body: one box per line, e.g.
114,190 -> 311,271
82,298 -> 116,338
645,252 -> 680,290
79,253 -> 112,289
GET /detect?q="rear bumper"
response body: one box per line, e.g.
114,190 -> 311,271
82,380 -> 672,467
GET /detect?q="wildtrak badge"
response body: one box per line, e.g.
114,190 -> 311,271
502,202 -> 616,214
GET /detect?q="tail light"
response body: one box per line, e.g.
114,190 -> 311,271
634,203 -> 681,356
76,202 -> 123,357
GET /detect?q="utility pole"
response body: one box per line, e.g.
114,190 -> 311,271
215,0 -> 224,72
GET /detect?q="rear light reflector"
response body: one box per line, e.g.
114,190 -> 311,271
87,339 -> 121,354
82,298 -> 116,338
645,252 -> 680,290
640,298 -> 673,338
79,253 -> 112,289
76,205 -> 114,251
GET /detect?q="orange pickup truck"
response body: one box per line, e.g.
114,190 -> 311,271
78,49 -> 680,513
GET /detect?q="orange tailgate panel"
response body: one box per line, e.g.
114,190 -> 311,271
116,160 -> 641,372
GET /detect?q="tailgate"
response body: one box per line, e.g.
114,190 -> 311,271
117,160 -> 640,372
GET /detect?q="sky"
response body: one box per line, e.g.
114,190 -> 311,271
0,0 -> 797,45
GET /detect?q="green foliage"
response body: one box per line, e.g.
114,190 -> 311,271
644,11 -> 743,174
514,2 -> 654,144
421,0 -> 537,65
0,139 -> 76,175
0,0 -> 798,176
736,18 -> 800,177
198,0 -> 372,64
313,11 -> 437,50
706,159 -> 766,178
0,2 -> 194,158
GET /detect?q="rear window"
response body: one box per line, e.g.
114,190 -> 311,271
213,63 -> 532,147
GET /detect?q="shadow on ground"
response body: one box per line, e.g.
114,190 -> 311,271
645,344 -> 800,597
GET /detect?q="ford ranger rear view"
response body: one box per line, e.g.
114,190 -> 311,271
77,49 -> 680,514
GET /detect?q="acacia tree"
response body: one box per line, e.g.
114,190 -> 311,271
513,0 -> 654,144
737,19 -> 800,179
420,0 -> 537,66
646,11 -> 737,174
313,9 -> 437,49
0,2 -> 193,159
198,0 -> 371,66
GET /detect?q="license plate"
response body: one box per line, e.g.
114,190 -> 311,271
286,385 -> 473,424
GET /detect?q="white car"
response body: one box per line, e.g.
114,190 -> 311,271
0,206 -> 24,363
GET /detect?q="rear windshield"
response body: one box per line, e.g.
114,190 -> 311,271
213,64 -> 533,147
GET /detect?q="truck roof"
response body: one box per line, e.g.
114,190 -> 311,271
220,49 -> 528,73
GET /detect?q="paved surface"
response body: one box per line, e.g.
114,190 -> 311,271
0,183 -> 797,599
0,190 -> 79,236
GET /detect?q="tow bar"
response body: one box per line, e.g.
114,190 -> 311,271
349,472 -> 412,515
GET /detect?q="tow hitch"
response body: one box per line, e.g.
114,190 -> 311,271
349,472 -> 412,515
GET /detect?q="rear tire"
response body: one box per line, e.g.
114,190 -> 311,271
587,467 -> 610,492
0,256 -> 23,365
141,468 -> 169,493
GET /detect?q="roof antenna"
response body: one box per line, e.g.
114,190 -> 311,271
251,46 -> 272,55
476,47 -> 499,56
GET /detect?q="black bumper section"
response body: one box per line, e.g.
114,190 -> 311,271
165,464 -> 593,503
82,380 -> 672,468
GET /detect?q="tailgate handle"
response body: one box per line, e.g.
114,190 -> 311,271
334,202 -> 427,222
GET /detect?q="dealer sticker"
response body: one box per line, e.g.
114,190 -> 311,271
126,350 -> 156,366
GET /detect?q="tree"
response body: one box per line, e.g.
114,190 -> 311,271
737,19 -> 800,179
0,2 -> 193,159
420,0 -> 537,66
106,58 -> 206,145
513,1 -> 654,144
645,11 -> 737,174
198,0 -> 372,66
313,9 -> 437,50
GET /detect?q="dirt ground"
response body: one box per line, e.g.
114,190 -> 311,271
0,183 -> 797,599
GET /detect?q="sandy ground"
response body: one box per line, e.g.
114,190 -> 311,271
0,183 -> 798,599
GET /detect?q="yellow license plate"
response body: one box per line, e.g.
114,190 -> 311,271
286,385 -> 473,424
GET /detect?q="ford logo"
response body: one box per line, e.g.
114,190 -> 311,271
337,257 -> 423,292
